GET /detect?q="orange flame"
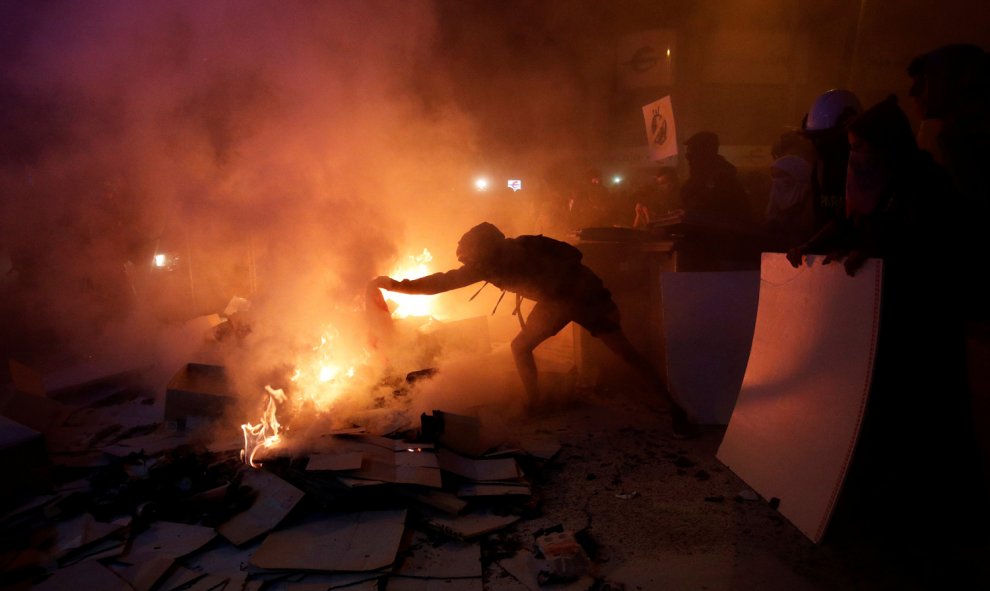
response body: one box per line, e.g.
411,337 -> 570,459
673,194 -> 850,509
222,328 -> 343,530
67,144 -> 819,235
240,385 -> 286,467
384,248 -> 439,318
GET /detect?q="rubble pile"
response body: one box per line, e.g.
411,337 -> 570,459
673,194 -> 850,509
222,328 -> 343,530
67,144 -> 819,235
1,355 -> 649,591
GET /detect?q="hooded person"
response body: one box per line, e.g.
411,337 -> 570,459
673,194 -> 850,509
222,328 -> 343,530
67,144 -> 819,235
679,131 -> 750,225
371,222 -> 697,437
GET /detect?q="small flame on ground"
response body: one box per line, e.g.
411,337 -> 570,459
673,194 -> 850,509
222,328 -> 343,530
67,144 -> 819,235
241,326 -> 369,468
241,385 -> 286,468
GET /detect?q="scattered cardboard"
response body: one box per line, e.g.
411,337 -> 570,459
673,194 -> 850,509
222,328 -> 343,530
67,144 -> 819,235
8,357 -> 149,400
516,436 -> 562,461
660,270 -> 760,424
396,488 -> 468,515
149,565 -> 205,591
717,254 -> 882,542
250,509 -> 407,572
305,451 -> 364,472
340,433 -> 434,452
164,363 -> 238,429
184,573 -> 231,591
114,556 -> 175,591
0,414 -> 49,505
53,513 -> 128,561
337,476 -> 389,488
496,549 -> 593,591
425,411 -> 488,457
437,448 -> 521,482
121,521 -> 217,564
395,532 -> 481,578
284,577 -> 380,590
218,469 -> 305,546
32,559 -> 133,591
425,508 -> 520,540
456,483 -> 531,497
329,437 -> 441,487
388,578 -> 481,591
0,387 -> 68,433
102,431 -> 190,457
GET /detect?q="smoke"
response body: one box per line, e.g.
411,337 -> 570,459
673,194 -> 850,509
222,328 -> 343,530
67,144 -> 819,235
0,0 -> 603,441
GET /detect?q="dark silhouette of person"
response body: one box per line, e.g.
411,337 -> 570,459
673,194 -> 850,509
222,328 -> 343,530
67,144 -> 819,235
633,167 -> 680,228
679,132 -> 750,225
372,222 -> 696,436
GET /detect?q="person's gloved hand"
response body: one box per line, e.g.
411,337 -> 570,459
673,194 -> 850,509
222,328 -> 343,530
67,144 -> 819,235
785,245 -> 805,268
370,276 -> 397,290
822,248 -> 849,267
842,249 -> 868,277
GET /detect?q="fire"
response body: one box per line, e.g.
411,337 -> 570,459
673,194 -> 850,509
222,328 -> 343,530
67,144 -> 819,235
241,385 -> 286,468
241,328 -> 368,467
383,248 -> 439,318
239,248 -> 441,467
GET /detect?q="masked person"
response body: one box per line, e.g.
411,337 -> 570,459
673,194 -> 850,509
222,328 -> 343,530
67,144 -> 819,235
764,155 -> 815,252
371,222 -> 697,437
797,96 -> 986,558
785,90 -> 863,266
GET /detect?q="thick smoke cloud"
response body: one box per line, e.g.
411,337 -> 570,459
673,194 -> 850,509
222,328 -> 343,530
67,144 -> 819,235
0,0 -> 612,439
0,2 -> 485,385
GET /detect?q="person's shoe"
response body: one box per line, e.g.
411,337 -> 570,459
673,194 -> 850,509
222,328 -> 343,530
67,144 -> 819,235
670,405 -> 700,440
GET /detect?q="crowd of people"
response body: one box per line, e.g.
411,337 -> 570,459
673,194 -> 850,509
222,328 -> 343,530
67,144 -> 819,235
374,44 -> 990,569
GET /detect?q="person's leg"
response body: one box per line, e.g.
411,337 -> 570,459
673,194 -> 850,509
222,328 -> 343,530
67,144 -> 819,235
511,302 -> 570,410
597,329 -> 698,438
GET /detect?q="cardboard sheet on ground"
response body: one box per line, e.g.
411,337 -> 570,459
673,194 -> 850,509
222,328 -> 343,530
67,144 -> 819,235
218,469 -> 305,546
661,271 -> 759,424
250,509 -> 406,572
32,559 -> 133,591
330,439 -> 441,487
437,448 -> 521,481
388,532 -> 482,590
716,254 -> 882,542
425,508 -> 520,540
121,521 -> 216,564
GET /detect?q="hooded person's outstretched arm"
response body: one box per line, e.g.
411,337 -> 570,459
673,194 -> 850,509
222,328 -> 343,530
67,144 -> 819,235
371,265 -> 485,295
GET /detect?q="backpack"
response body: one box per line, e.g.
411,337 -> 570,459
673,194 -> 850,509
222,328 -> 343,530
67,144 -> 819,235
513,234 -> 583,269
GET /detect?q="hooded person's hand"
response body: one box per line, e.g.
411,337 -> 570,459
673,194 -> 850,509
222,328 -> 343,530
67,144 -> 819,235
370,276 -> 397,290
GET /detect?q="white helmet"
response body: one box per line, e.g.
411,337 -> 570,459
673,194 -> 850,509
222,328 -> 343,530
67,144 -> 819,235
802,89 -> 862,132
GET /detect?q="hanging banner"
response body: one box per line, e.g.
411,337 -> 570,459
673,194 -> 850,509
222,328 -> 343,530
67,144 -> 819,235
616,29 -> 675,88
642,95 -> 678,161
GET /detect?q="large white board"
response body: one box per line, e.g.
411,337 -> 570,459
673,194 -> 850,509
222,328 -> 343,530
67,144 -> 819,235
661,271 -> 759,425
716,253 -> 882,542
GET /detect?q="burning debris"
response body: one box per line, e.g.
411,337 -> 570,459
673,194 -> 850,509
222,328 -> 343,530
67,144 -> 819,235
0,295 -> 576,590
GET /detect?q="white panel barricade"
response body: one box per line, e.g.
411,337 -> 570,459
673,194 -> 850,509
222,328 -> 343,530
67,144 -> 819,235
716,253 -> 882,542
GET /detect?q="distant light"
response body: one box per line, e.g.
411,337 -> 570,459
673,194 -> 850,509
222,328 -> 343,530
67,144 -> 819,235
474,177 -> 489,191
153,254 -> 167,267
507,179 -> 522,191
666,48 -> 671,58
612,175 -> 623,185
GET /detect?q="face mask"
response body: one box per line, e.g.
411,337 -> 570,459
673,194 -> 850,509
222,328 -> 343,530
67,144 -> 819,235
845,151 -> 890,216
768,176 -> 805,214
